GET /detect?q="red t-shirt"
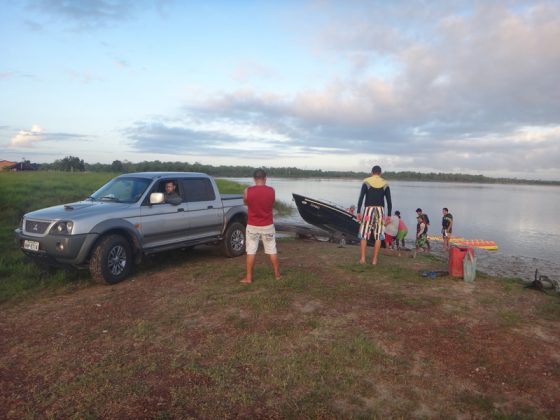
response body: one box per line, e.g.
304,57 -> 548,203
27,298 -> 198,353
246,185 -> 275,226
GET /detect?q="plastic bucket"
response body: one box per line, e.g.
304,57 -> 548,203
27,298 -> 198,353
448,246 -> 475,278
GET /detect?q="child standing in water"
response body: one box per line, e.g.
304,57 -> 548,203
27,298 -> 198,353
416,214 -> 428,252
383,214 -> 399,249
394,210 -> 408,249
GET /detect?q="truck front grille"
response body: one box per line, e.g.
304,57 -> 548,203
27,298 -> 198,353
25,220 -> 52,235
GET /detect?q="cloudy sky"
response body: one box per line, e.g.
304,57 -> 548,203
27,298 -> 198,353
1,0 -> 559,180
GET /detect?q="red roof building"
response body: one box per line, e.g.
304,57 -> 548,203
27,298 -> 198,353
0,160 -> 35,171
0,160 -> 17,170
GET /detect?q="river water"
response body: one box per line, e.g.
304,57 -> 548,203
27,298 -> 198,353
226,178 -> 560,282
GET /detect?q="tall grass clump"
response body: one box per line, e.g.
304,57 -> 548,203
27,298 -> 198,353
0,171 -> 115,302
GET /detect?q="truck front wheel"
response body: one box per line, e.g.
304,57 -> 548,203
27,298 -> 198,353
222,222 -> 246,257
89,234 -> 132,284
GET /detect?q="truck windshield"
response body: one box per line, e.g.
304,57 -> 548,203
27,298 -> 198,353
90,177 -> 151,203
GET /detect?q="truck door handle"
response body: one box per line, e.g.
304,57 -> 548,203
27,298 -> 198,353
178,208 -> 185,212
207,205 -> 214,209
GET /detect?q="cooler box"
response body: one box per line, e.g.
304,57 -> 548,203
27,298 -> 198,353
448,246 -> 475,278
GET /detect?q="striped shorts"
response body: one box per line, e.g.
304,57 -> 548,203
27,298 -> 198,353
359,206 -> 384,241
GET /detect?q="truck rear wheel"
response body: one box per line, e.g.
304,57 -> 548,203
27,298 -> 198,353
222,222 -> 246,257
89,234 -> 132,284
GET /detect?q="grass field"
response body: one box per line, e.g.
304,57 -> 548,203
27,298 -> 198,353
0,171 -> 275,302
1,238 -> 559,418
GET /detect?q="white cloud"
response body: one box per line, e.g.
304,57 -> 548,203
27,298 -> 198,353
11,125 -> 45,147
9,125 -> 91,149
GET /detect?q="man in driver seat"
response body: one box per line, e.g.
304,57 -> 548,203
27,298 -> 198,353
164,181 -> 182,205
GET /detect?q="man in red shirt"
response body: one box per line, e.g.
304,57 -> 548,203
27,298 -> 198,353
241,168 -> 281,283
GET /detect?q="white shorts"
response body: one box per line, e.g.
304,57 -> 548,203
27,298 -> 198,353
246,224 -> 277,255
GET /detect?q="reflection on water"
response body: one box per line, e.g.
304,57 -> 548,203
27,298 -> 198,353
227,177 -> 560,281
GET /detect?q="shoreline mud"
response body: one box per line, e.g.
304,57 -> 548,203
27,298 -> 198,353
276,220 -> 559,285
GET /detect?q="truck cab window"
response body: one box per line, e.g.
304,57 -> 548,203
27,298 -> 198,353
181,178 -> 216,202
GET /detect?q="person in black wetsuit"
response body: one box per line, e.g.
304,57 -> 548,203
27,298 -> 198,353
356,165 -> 392,265
442,207 -> 453,250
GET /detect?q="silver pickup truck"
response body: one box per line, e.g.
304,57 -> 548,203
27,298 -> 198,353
15,172 -> 247,284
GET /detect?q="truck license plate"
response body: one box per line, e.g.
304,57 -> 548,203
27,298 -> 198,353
23,240 -> 40,252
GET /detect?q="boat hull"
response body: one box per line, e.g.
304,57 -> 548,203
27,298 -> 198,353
292,193 -> 360,240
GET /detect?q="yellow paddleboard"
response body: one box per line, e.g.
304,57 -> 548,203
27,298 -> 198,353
428,235 -> 464,241
427,236 -> 498,250
452,239 -> 498,251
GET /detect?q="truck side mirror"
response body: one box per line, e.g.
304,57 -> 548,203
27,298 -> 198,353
150,192 -> 164,204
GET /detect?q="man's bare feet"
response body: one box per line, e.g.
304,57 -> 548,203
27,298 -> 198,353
240,278 -> 252,284
275,276 -> 282,281
359,259 -> 366,265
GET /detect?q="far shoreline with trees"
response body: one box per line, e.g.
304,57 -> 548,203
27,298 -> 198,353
10,155 -> 560,186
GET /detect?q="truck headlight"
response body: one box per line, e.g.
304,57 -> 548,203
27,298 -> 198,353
51,221 -> 74,235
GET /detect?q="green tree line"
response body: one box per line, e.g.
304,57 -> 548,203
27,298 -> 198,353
32,156 -> 560,186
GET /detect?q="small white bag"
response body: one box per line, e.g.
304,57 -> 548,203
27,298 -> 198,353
463,251 -> 477,283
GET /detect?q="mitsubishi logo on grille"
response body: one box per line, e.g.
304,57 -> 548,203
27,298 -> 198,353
33,224 -> 38,231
